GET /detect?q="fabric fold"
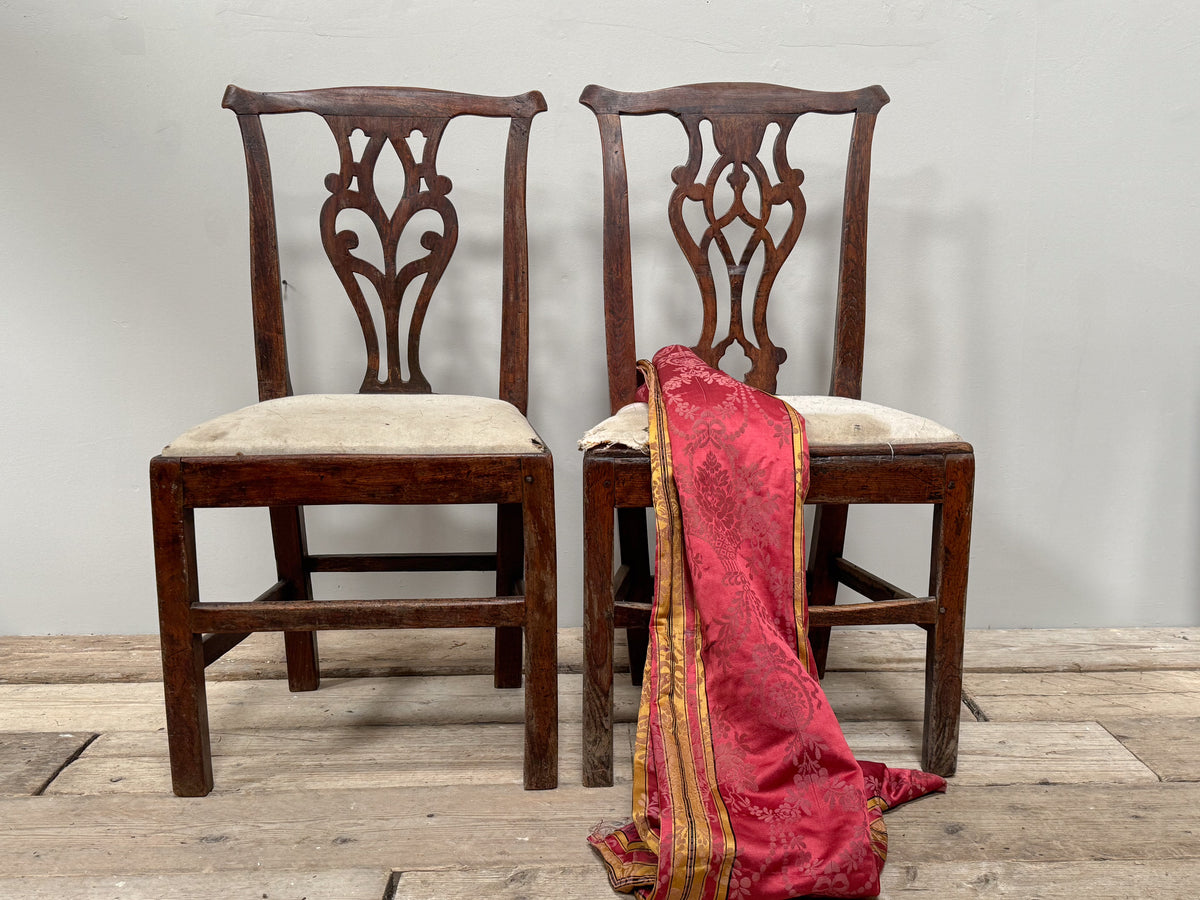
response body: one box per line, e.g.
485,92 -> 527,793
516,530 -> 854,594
589,345 -> 945,900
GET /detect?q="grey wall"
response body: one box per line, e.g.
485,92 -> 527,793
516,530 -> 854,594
2,1 -> 1198,634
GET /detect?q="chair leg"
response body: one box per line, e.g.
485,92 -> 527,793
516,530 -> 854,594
922,453 -> 974,777
582,456 -> 616,787
617,508 -> 651,687
806,503 -> 849,678
521,457 -> 558,790
151,459 -> 213,797
269,506 -> 319,692
494,502 -> 524,689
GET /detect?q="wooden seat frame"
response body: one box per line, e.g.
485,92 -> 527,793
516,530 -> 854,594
578,82 -> 974,787
151,85 -> 557,795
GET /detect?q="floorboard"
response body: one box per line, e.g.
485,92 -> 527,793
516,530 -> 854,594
0,628 -> 1196,898
0,731 -> 96,796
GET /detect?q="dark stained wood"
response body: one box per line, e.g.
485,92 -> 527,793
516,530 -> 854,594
318,114 -> 455,393
233,112 -> 290,401
269,505 -> 319,692
578,82 -> 974,787
199,632 -> 251,667
615,508 -> 651,688
832,557 -> 917,602
581,454 -> 617,787
605,449 -> 961,507
499,117 -> 535,414
808,598 -> 938,627
179,455 -> 529,507
150,85 -> 556,796
493,503 -> 524,689
150,457 -> 212,797
223,84 -> 547,119
922,452 -> 974,775
306,552 -> 497,573
580,83 -> 889,118
519,456 -> 558,790
190,598 -> 526,631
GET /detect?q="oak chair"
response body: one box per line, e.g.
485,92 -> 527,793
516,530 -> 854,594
578,82 -> 974,787
150,85 -> 557,795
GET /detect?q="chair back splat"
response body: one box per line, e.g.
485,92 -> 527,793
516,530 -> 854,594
222,85 -> 545,409
579,82 -> 888,410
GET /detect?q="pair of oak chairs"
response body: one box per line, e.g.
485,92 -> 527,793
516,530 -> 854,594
150,82 -> 974,797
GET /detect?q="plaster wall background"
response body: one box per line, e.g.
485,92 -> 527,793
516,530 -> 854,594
1,0 -> 1197,633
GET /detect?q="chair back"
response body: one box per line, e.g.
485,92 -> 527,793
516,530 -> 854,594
223,85 -> 546,412
579,82 -> 888,413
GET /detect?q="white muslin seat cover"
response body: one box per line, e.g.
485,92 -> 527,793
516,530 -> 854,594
162,394 -> 547,457
578,396 -> 959,452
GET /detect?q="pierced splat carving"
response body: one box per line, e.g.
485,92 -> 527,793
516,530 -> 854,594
319,115 -> 456,393
669,113 -> 804,393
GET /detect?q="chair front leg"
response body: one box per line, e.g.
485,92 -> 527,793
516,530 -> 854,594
806,502 -> 849,678
583,455 -> 617,787
495,502 -> 525,689
521,457 -> 558,789
922,453 -> 974,777
151,459 -> 213,797
617,507 -> 651,687
269,506 -> 319,692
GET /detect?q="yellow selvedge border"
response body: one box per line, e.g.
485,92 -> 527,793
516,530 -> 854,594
633,358 -> 737,900
783,403 -> 811,671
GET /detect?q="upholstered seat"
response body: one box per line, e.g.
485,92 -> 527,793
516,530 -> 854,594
579,397 -> 959,453
163,394 -> 547,457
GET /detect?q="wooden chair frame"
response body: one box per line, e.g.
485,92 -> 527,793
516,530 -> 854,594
151,85 -> 557,795
578,82 -> 974,787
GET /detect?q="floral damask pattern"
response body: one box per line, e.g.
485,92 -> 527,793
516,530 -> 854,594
589,346 -> 944,899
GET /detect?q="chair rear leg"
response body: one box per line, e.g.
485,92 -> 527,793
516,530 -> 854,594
922,453 -> 974,777
583,457 -> 617,787
151,459 -> 213,797
270,506 -> 319,692
617,508 -> 651,687
521,457 -> 558,789
495,503 -> 524,689
806,503 -> 849,677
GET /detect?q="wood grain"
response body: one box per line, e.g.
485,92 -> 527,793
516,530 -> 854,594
46,723 -> 637,795
1,629 -> 1198,898
0,870 -> 390,900
1100,716 -> 1200,782
2,783 -> 1198,878
0,732 -> 95,796
0,671 -> 935,732
389,859 -> 1200,900
5,627 -> 1193,684
965,670 -> 1200,721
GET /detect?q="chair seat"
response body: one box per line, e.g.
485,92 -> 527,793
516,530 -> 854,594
162,394 -> 547,457
578,396 -> 960,452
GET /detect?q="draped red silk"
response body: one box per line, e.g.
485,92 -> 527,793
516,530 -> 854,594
589,346 -> 945,900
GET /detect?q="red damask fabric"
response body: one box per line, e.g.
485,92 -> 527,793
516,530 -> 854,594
589,346 -> 944,900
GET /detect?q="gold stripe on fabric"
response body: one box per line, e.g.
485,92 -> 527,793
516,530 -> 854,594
633,359 -> 682,861
784,403 -> 811,671
640,359 -> 738,900
646,360 -> 707,896
688,551 -> 737,900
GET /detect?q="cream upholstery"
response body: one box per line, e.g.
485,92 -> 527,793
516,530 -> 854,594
578,396 -> 960,452
162,394 -> 547,457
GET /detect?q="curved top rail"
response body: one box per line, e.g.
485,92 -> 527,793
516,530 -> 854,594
223,84 -> 547,119
579,82 -> 888,117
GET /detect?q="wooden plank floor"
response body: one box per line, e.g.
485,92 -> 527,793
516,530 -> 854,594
0,627 -> 1196,899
